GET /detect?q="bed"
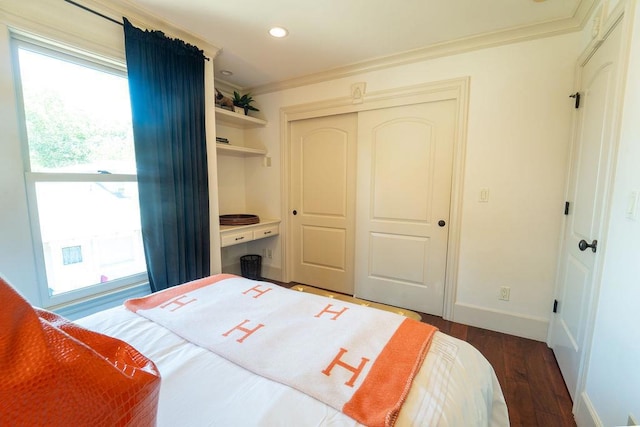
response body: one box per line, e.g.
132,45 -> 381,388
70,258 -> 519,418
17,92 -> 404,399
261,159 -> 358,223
74,274 -> 509,427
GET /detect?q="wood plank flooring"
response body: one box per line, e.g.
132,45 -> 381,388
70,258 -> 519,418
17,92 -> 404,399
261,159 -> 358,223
420,313 -> 576,427
273,280 -> 575,426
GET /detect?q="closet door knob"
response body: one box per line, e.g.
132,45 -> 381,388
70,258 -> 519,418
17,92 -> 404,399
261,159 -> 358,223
292,210 -> 297,215
438,220 -> 446,227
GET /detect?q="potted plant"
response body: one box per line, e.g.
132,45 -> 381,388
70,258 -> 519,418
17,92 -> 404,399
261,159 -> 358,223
233,91 -> 260,116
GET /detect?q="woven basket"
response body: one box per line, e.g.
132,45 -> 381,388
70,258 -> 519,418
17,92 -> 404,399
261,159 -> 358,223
219,214 -> 260,226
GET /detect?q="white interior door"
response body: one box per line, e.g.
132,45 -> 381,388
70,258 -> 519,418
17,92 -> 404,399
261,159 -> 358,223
549,21 -> 623,400
355,101 -> 456,315
290,114 -> 357,294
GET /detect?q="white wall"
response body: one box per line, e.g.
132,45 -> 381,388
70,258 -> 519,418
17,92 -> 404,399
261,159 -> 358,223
249,32 -> 582,340
216,124 -> 249,215
579,1 -> 640,425
0,20 -> 40,305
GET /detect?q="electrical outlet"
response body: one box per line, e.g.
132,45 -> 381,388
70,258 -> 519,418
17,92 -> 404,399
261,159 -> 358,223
629,413 -> 638,426
266,248 -> 273,259
499,286 -> 510,301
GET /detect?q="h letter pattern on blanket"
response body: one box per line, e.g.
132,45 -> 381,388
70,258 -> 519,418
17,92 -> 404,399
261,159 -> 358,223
222,319 -> 265,343
323,347 -> 370,387
125,274 -> 437,427
160,295 -> 196,311
315,303 -> 349,320
242,284 -> 272,298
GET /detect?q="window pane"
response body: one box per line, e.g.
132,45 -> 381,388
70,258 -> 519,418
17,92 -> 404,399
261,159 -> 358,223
35,182 -> 146,296
18,48 -> 136,174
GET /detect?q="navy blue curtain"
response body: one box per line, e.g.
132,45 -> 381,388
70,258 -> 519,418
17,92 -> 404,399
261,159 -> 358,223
123,18 -> 209,292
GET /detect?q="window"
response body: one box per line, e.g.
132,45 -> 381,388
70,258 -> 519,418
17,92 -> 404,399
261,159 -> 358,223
62,246 -> 83,265
14,40 -> 147,307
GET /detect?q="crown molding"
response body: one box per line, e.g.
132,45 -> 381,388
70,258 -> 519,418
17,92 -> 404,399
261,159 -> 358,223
213,78 -> 242,96
86,0 -> 222,59
574,0 -> 601,27
0,0 -> 221,59
248,0 -> 598,95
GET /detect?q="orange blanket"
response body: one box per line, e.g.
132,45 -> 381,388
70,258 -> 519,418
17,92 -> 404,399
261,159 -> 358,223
126,274 -> 437,427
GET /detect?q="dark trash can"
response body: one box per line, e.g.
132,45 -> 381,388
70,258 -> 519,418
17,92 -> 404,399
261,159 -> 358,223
240,254 -> 262,280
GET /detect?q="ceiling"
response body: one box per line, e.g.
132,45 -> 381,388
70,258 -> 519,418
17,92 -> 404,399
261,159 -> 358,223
123,0 -> 595,92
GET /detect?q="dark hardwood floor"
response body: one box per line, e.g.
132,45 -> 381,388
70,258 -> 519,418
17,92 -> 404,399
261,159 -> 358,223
272,280 -> 575,426
419,312 -> 576,427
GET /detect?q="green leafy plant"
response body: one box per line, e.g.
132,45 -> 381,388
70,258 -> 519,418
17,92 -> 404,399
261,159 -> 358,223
233,91 -> 260,114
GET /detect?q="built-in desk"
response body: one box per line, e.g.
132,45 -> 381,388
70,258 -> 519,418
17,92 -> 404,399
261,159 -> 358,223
219,219 -> 280,247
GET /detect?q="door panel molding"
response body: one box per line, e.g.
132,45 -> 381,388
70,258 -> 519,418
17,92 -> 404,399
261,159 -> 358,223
371,118 -> 435,223
301,225 -> 346,270
301,128 -> 349,217
369,232 -> 429,285
282,77 -> 469,320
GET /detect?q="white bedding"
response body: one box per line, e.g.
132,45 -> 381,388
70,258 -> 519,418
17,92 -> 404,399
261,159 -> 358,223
77,294 -> 509,426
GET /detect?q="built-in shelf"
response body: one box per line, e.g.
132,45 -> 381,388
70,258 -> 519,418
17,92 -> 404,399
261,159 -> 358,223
215,107 -> 267,128
216,144 -> 267,156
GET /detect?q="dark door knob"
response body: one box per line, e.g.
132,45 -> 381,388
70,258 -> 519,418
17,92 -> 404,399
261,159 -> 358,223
292,210 -> 297,215
438,220 -> 446,227
578,239 -> 597,253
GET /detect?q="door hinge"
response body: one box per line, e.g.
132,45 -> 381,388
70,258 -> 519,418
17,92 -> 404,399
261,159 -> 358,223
564,201 -> 570,215
569,92 -> 581,109
553,299 -> 559,313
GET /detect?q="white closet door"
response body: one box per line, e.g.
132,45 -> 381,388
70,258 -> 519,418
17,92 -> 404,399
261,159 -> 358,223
290,113 -> 357,294
355,100 -> 456,315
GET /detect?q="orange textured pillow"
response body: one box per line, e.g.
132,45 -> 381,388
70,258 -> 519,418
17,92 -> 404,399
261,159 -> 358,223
0,277 -> 161,426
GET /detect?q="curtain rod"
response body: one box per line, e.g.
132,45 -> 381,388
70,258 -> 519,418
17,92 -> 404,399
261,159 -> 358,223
64,0 -> 123,26
64,0 -> 210,61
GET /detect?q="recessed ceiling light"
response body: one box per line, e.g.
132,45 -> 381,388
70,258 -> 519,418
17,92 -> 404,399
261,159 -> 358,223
269,27 -> 288,38
220,70 -> 233,76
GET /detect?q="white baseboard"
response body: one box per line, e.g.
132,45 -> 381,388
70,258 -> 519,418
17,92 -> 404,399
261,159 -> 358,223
575,391 -> 602,427
453,302 -> 549,341
222,262 -> 242,276
260,264 -> 283,281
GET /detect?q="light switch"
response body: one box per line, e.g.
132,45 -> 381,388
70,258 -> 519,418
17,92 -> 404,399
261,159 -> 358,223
479,187 -> 489,203
626,191 -> 638,220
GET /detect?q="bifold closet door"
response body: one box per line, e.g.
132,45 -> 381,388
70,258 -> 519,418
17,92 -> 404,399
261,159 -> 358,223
290,113 -> 357,294
354,100 -> 456,315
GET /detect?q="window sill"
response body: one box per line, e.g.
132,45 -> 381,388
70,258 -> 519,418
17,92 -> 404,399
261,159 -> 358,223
51,282 -> 151,321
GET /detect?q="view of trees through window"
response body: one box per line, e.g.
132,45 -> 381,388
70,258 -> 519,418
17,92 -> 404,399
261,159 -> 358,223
18,46 -> 146,299
19,49 -> 136,174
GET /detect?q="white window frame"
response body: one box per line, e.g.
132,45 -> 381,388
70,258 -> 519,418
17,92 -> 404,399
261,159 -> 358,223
12,36 -> 148,308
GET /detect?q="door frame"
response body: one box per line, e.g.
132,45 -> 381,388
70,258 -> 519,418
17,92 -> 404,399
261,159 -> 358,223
280,77 -> 469,320
547,1 -> 633,418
